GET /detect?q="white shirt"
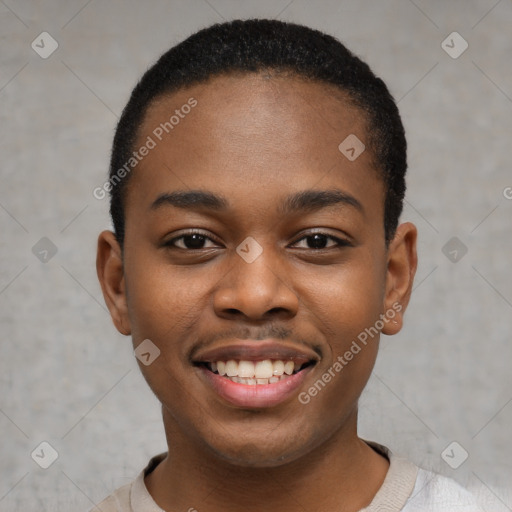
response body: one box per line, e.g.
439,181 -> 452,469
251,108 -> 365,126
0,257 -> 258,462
91,442 -> 483,511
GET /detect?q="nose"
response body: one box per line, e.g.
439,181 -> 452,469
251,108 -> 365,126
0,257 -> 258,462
212,246 -> 299,321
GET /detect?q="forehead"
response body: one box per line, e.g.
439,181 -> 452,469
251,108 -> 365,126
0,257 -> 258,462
140,72 -> 366,156
127,72 -> 382,220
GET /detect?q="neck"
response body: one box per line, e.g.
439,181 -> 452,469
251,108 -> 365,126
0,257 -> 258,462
145,408 -> 389,512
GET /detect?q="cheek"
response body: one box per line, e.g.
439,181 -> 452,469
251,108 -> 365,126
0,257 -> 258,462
123,256 -> 213,348
302,254 -> 386,403
294,264 -> 384,428
122,261 -> 212,407
295,254 -> 386,406
299,255 -> 386,343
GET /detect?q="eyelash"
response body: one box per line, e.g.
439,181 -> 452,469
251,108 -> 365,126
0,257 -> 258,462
165,230 -> 220,250
164,230 -> 351,250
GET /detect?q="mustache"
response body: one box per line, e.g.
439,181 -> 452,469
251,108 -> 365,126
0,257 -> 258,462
203,324 -> 293,344
191,323 -> 323,360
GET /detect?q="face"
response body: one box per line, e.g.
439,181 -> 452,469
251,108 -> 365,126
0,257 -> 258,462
97,73 -> 417,467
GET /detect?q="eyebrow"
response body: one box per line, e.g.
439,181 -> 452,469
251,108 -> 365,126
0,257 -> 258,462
151,190 -> 228,211
278,189 -> 363,216
150,188 -> 363,215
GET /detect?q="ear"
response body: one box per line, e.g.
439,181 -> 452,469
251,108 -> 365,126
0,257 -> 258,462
381,222 -> 418,335
96,230 -> 131,335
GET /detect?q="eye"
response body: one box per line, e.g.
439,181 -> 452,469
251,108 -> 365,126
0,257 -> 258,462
292,232 -> 350,250
165,231 -> 220,250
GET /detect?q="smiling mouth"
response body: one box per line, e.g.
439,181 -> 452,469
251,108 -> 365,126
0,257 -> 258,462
196,359 -> 316,385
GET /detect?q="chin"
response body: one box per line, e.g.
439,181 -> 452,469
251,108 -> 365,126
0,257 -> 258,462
213,445 -> 301,468
204,430 -> 315,469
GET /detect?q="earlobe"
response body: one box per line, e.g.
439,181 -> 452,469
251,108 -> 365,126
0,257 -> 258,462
96,230 -> 131,335
381,222 -> 418,336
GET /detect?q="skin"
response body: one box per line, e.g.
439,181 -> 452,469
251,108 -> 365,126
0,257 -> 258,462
97,73 -> 417,512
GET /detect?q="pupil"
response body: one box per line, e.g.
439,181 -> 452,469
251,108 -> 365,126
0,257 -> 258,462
184,234 -> 205,249
308,234 -> 327,249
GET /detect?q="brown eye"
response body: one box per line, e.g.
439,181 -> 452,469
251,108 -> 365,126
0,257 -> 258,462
293,233 -> 349,250
306,234 -> 329,249
165,232 -> 219,250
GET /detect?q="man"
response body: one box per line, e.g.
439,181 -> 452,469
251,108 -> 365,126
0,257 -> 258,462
94,18 -> 482,511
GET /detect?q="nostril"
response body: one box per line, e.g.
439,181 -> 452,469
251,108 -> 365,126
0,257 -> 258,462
268,307 -> 287,315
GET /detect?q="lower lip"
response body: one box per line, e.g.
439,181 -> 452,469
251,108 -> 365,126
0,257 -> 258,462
198,365 -> 314,408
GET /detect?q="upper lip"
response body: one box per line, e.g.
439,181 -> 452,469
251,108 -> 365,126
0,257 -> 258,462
192,339 -> 320,365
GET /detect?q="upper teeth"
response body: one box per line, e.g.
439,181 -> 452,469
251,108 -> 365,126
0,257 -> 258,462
211,359 -> 300,378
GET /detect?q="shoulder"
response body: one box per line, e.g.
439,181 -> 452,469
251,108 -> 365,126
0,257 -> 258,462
403,468 -> 484,511
363,441 -> 483,512
89,452 -> 167,512
89,481 -> 133,512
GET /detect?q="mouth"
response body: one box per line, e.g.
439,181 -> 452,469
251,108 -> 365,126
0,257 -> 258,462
196,359 -> 315,386
192,341 -> 319,408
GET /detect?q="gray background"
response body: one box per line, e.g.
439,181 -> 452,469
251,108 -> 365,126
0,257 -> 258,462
1,0 -> 511,510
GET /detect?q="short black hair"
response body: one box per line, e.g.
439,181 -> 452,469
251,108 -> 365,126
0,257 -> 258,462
109,18 -> 406,246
